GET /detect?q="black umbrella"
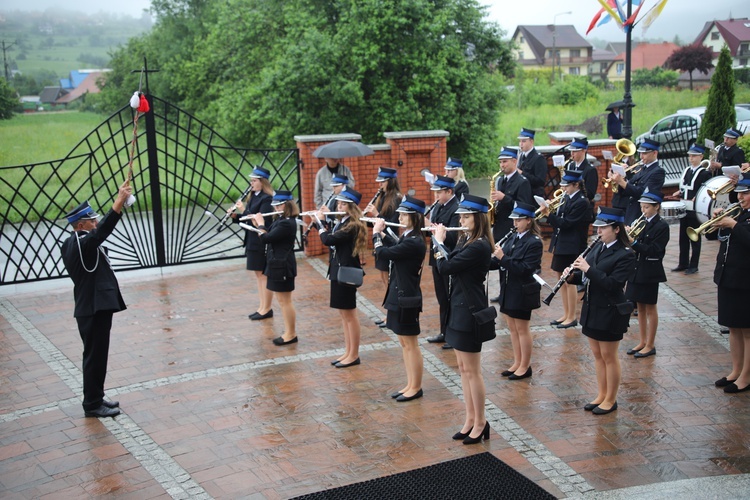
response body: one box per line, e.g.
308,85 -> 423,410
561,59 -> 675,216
605,100 -> 636,111
312,140 -> 374,159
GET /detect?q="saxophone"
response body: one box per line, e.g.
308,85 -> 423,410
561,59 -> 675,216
488,169 -> 504,225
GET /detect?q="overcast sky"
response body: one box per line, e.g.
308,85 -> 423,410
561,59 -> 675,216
3,0 -> 750,43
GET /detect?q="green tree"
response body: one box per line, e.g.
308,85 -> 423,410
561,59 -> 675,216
632,67 -> 679,88
664,44 -> 713,91
697,45 -> 736,148
0,78 -> 18,119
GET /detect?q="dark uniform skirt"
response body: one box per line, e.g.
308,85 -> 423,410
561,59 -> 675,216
246,249 -> 266,271
446,327 -> 481,353
386,309 -> 420,336
551,254 -> 576,273
718,286 -> 750,328
267,277 -> 294,293
500,307 -> 532,321
625,282 -> 659,305
582,327 -> 623,342
330,280 -> 357,310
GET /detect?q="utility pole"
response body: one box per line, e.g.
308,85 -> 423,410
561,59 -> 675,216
1,40 -> 17,82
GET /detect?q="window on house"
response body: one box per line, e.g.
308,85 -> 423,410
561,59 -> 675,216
616,63 -> 624,75
711,32 -> 720,40
520,36 -> 524,43
571,49 -> 580,58
740,58 -> 748,66
569,67 -> 580,75
518,51 -> 524,60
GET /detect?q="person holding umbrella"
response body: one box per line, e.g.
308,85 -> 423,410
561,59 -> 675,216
607,102 -> 623,140
312,140 -> 374,207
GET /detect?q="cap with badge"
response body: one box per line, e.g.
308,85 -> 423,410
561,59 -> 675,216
734,177 -> 750,193
375,167 -> 397,182
335,186 -> 362,204
560,169 -> 583,186
455,194 -> 490,214
637,138 -> 660,153
497,147 -> 519,160
430,174 -> 456,191
65,201 -> 99,225
445,157 -> 463,170
724,127 -> 743,139
593,207 -> 626,227
567,138 -> 589,151
271,190 -> 294,206
637,187 -> 663,204
687,144 -> 706,156
509,202 -> 536,219
249,166 -> 271,179
330,174 -> 349,186
517,128 -> 535,140
396,195 -> 426,214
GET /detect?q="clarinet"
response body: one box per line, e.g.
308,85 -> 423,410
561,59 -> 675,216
495,227 -> 517,248
542,235 -> 602,306
302,191 -> 336,243
424,199 -> 440,218
216,184 -> 253,232
366,189 -> 383,213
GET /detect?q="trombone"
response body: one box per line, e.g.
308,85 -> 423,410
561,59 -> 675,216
627,213 -> 647,241
534,189 -> 565,219
707,164 -> 750,199
686,203 -> 742,241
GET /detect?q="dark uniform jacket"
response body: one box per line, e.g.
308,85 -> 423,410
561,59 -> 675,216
436,238 -> 492,333
493,172 -> 533,241
454,180 -> 470,199
630,215 -> 669,284
617,161 -> 665,225
566,158 -> 598,222
714,145 -> 746,176
518,148 -> 548,200
570,240 -> 635,334
547,190 -> 589,255
714,209 -> 750,290
492,231 -> 543,311
260,217 -> 298,279
320,217 -> 363,282
375,231 -> 426,311
235,191 -> 273,253
61,209 -> 127,318
428,196 -> 460,267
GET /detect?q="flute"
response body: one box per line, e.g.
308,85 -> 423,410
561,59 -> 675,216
239,222 -> 264,234
421,226 -> 468,232
299,211 -> 346,217
239,211 -> 283,221
360,217 -> 406,228
216,184 -> 253,232
542,235 -> 602,306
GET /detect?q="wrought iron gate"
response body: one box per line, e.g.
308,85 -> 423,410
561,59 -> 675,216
0,96 -> 300,285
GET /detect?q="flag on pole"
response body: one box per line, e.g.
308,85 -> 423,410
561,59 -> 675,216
641,0 -> 670,33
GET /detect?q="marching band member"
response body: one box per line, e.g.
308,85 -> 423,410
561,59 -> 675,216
610,138 -> 665,225
564,137 -> 598,221
568,207 -> 635,415
425,175 -> 461,349
625,190 -> 669,358
671,145 -> 711,275
541,169 -> 589,329
434,194 -> 494,444
517,128 -> 548,203
373,196 -> 427,402
231,166 -> 274,321
365,167 -> 402,325
444,157 -> 470,198
491,202 -> 543,380
316,187 -> 368,368
709,127 -> 745,178
253,191 -> 299,346
712,178 -> 750,393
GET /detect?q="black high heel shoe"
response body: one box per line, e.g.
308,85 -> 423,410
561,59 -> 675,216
452,429 -> 471,440
463,421 -> 490,445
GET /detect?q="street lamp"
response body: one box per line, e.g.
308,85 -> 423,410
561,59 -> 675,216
551,11 -> 571,81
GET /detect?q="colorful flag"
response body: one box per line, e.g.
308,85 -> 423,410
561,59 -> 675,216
641,0 -> 669,32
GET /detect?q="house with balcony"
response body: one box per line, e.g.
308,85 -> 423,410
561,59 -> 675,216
605,42 -> 679,83
512,25 -> 593,76
694,18 -> 750,67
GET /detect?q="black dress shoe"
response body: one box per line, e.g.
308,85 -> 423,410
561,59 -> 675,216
632,309 -> 638,317
720,327 -> 730,334
452,429 -> 471,440
334,358 -> 361,368
426,333 -> 445,343
557,320 -> 578,329
671,266 -> 687,272
684,268 -> 698,275
715,377 -> 737,387
549,319 -> 563,326
441,344 -> 454,350
500,370 -> 514,377
724,383 -> 750,393
592,402 -> 617,415
374,319 -> 385,325
583,402 -> 599,411
508,367 -> 532,380
626,347 -> 643,355
248,312 -> 260,320
396,389 -> 423,402
463,421 -> 490,445
102,400 -> 119,409
251,310 -> 273,320
391,391 -> 403,399
85,405 -> 121,418
272,336 -> 298,346
634,348 -> 656,358
490,295 -> 501,303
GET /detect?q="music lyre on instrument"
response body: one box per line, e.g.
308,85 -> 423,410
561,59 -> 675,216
708,165 -> 750,199
543,235 -> 602,306
534,189 -> 565,220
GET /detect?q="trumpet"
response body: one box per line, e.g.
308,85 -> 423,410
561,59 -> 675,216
239,211 -> 283,221
627,213 -> 647,241
602,161 -> 644,192
421,226 -> 469,232
360,217 -> 406,228
543,236 -> 602,306
686,203 -> 742,242
707,164 -> 750,199
534,189 -> 565,219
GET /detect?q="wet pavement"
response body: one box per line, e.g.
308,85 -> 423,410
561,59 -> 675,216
1,224 -> 749,499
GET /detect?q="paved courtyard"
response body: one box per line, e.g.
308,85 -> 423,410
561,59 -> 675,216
1,224 -> 749,499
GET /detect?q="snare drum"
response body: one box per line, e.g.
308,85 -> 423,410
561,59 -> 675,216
660,201 -> 687,222
694,176 -> 732,223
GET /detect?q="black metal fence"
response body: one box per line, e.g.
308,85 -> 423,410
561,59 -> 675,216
0,96 -> 300,285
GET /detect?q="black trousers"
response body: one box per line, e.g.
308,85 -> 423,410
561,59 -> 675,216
678,211 -> 701,269
431,266 -> 450,334
76,311 -> 113,411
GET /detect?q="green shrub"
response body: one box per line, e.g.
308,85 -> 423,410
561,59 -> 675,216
632,67 -> 679,88
555,77 -> 599,105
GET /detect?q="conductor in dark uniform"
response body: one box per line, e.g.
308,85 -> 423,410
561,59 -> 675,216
61,181 -> 132,418
610,138 -> 665,225
517,128 -> 549,202
425,175 -> 460,347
